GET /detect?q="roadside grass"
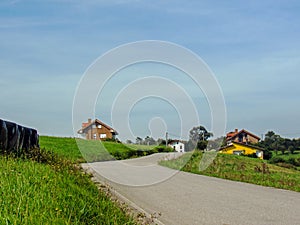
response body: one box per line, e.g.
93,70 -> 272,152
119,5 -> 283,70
1,136 -> 175,225
40,136 -> 173,162
124,144 -> 154,151
160,151 -> 300,192
0,152 -> 136,225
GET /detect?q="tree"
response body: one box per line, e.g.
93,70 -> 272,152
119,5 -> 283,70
270,136 -> 285,155
189,126 -> 213,142
189,126 -> 213,151
157,138 -> 166,146
136,137 -> 143,145
263,131 -> 277,149
197,140 -> 208,150
144,136 -> 156,145
258,130 -> 300,158
288,146 -> 295,154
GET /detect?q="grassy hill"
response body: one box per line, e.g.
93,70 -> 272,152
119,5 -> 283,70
40,136 -> 172,162
0,156 -> 136,224
0,136 -> 143,225
0,136 -> 173,224
160,151 -> 300,192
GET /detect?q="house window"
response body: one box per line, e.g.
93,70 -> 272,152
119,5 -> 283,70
180,145 -> 182,149
92,125 -> 96,129
100,133 -> 107,139
97,125 -> 102,128
93,134 -> 97,139
238,134 -> 243,142
233,150 -> 244,155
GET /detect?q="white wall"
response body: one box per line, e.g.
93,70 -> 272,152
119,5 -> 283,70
169,142 -> 185,152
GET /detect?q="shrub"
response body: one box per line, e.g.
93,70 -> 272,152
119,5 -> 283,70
287,158 -> 300,167
263,150 -> 273,160
153,146 -> 174,153
277,162 -> 296,169
269,156 -> 285,164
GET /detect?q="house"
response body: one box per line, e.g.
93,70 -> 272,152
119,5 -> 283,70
77,118 -> 118,140
168,140 -> 185,152
226,129 -> 260,145
219,142 -> 264,159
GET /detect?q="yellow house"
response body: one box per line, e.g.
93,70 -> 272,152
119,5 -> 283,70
219,142 -> 264,159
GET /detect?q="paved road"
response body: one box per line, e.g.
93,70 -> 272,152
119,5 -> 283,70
82,153 -> 300,225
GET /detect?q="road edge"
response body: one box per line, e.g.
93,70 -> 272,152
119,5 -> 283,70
81,163 -> 165,225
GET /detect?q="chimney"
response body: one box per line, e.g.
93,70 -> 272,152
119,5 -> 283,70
88,118 -> 92,123
235,128 -> 238,133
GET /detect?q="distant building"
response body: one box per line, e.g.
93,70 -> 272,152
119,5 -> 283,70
77,118 -> 118,140
220,128 -> 263,159
226,129 -> 260,145
219,142 -> 264,159
168,140 -> 185,152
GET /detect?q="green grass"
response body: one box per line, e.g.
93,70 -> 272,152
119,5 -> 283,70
124,144 -> 154,151
39,136 -> 84,162
0,153 -> 136,225
160,151 -> 300,192
40,136 -> 172,162
39,136 -> 137,162
0,136 -> 173,224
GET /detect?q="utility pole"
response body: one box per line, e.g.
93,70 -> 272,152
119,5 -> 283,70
166,132 -> 168,147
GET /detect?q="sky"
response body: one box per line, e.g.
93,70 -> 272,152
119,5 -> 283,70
1,0 -> 300,141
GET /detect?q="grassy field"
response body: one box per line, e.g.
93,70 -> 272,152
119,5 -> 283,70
124,143 -> 155,151
40,136 -> 172,162
160,151 -> 300,192
269,151 -> 300,170
0,136 -> 141,225
39,136 -> 84,162
0,153 -> 136,224
0,136 -> 173,225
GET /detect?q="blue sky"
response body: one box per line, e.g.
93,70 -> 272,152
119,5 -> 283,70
1,0 -> 300,140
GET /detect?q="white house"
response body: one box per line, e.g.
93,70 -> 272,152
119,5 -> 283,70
168,140 -> 185,152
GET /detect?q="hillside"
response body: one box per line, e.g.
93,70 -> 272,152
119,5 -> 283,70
40,136 -> 172,162
160,151 -> 300,192
0,142 -> 136,224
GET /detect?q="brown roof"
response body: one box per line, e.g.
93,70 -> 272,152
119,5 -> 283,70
78,119 -> 118,135
226,129 -> 260,141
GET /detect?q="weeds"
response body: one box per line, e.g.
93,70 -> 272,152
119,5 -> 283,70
0,139 -> 136,225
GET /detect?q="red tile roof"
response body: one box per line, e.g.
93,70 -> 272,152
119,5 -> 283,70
77,119 -> 118,135
226,129 -> 260,141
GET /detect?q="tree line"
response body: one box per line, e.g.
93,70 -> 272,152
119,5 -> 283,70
127,125 -> 213,151
257,131 -> 300,159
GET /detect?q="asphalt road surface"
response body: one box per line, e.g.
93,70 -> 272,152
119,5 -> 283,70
82,153 -> 300,225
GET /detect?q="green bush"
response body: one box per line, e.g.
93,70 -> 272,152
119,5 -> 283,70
276,162 -> 296,169
153,146 -> 174,153
268,155 -> 300,169
287,158 -> 300,167
269,156 -> 285,164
